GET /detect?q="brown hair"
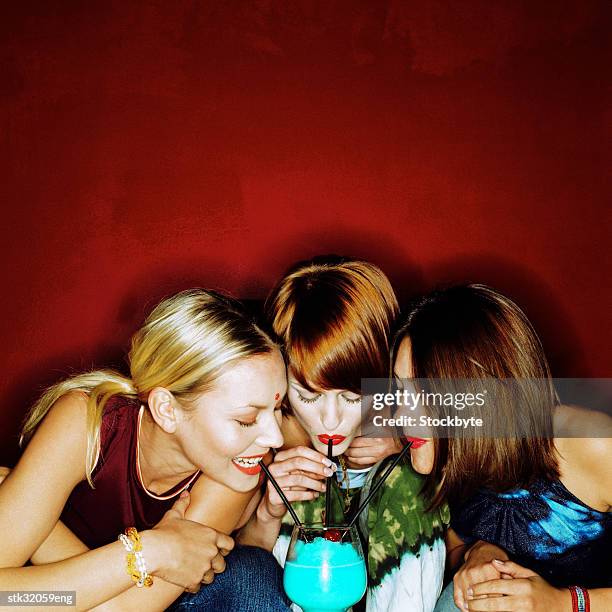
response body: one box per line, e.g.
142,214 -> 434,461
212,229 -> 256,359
266,256 -> 399,393
393,284 -> 559,508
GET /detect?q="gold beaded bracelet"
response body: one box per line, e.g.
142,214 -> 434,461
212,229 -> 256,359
118,527 -> 154,588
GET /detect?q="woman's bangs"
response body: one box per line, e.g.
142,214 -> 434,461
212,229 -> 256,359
288,324 -> 382,394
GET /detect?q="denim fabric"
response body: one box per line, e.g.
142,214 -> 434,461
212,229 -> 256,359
433,582 -> 461,612
167,545 -> 292,612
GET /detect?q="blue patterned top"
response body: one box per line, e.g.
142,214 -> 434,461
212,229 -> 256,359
451,478 -> 611,587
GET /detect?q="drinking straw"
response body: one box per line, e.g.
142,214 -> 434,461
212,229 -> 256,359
345,441 -> 413,531
324,439 -> 334,529
260,461 -> 305,531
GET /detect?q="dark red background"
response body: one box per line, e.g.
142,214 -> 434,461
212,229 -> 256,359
1,1 -> 610,466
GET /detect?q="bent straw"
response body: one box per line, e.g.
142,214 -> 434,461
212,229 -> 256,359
260,461 -> 305,532
345,441 -> 413,532
324,439 -> 334,529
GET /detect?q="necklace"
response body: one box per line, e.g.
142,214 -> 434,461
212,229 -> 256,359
136,406 -> 200,500
337,455 -> 352,513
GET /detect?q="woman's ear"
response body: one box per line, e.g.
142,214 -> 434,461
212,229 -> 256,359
147,387 -> 180,433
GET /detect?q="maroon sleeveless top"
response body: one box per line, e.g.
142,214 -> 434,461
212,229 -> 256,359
61,396 -> 200,549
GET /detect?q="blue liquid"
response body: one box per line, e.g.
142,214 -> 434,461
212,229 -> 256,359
284,538 -> 367,612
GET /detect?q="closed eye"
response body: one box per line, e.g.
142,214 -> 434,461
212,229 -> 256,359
239,406 -> 284,426
236,420 -> 256,428
298,392 -> 321,404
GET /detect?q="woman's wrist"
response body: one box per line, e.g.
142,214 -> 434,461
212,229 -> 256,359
256,499 -> 284,525
236,500 -> 282,550
464,540 -> 509,564
561,586 -> 574,611
567,585 -> 590,612
139,529 -> 164,575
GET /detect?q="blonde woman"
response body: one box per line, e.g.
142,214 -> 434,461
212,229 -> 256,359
0,289 -> 292,611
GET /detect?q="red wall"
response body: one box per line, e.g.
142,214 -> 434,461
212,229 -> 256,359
1,2 -> 610,465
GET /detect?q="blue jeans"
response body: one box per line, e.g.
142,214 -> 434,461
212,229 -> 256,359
167,545 -> 292,611
434,582 -> 461,612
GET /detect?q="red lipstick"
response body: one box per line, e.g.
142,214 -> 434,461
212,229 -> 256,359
405,436 -> 428,449
317,434 -> 346,446
232,454 -> 266,476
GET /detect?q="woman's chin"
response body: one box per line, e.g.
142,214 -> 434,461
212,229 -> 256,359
205,466 -> 262,492
312,436 -> 354,457
227,476 -> 261,492
409,449 -> 434,475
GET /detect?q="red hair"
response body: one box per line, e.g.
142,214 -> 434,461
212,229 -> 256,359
266,257 -> 398,393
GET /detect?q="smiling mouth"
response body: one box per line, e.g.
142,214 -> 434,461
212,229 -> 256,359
231,455 -> 265,475
317,434 -> 346,446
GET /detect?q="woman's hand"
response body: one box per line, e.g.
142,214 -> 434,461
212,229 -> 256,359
466,559 -> 570,611
344,436 -> 403,467
452,541 -> 510,610
260,446 -> 334,520
145,491 -> 234,593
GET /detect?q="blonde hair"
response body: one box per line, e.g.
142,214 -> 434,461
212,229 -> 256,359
266,257 -> 398,393
21,289 -> 277,486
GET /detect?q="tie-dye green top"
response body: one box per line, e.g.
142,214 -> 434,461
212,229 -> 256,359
272,456 -> 450,612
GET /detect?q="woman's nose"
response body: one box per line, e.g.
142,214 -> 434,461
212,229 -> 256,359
256,413 -> 284,450
321,394 -> 341,431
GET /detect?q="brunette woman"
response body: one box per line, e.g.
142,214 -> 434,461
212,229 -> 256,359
392,284 -> 611,612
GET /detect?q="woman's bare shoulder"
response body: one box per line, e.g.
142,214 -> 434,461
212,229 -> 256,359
554,404 -> 612,438
555,405 -> 612,507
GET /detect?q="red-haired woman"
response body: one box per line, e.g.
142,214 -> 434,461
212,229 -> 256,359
239,257 -> 449,612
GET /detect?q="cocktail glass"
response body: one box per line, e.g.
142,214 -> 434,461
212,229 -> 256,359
283,524 -> 367,612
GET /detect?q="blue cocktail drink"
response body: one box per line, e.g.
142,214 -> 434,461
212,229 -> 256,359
283,525 -> 367,612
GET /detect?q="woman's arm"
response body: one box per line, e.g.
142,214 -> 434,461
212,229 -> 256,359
0,467 -> 89,565
446,530 -> 510,611
0,394 -> 233,610
29,458 -> 254,612
0,394 -> 147,607
20,453 -> 255,612
589,589 -> 612,611
236,495 -> 284,551
1,537 -> 167,607
186,474 -> 260,533
25,481 -> 247,612
445,527 -> 469,572
30,521 -> 89,565
468,560 -> 612,611
90,473 -> 259,611
0,393 -> 90,567
568,423 -> 612,609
